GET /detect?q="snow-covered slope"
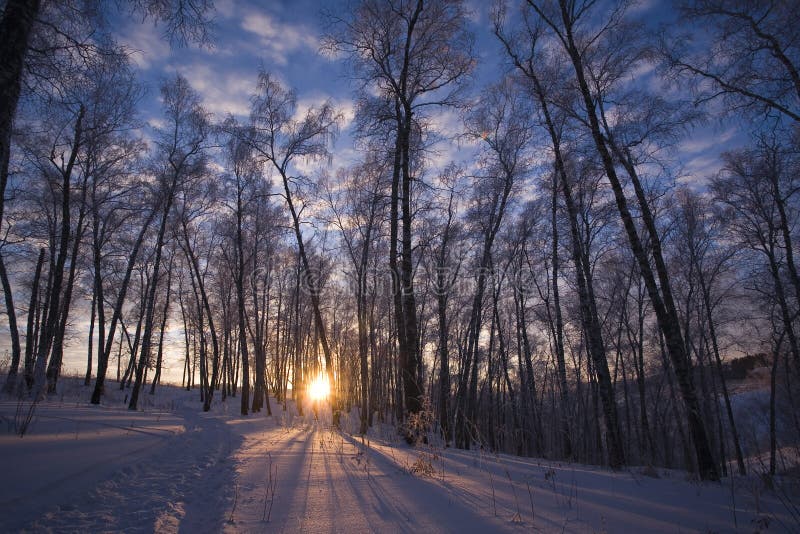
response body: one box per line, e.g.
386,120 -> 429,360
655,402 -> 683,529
0,379 -> 797,533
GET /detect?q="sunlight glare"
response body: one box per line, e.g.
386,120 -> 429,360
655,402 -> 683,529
308,373 -> 330,402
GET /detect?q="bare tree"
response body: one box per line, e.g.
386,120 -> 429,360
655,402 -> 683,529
664,0 -> 800,124
425,164 -> 466,446
326,0 -> 474,426
323,158 -> 388,434
237,71 -> 340,423
219,135 -> 257,415
674,187 -> 746,475
518,0 -> 718,480
453,78 -> 533,449
22,92 -> 87,397
0,0 -> 214,259
174,168 -> 220,411
128,74 -> 210,411
494,10 -> 623,466
713,139 -> 800,372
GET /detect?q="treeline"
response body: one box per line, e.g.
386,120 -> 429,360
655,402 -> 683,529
1,0 -> 799,482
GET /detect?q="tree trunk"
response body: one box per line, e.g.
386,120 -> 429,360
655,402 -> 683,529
546,0 -> 716,478
435,189 -> 457,445
91,209 -> 155,402
399,105 -> 422,418
279,166 -> 338,426
0,253 -> 21,392
549,173 -> 572,459
128,187 -> 174,410
24,248 -> 45,390
150,253 -> 173,394
540,85 -> 620,466
34,105 -> 84,397
179,218 -> 220,412
699,266 -> 746,475
389,102 -> 408,429
769,332 -> 784,476
47,176 -> 89,393
235,181 -> 251,415
85,283 -> 96,386
0,0 -> 41,231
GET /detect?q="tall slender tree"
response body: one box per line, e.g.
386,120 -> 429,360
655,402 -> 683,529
128,74 -> 210,411
520,0 -> 717,479
238,71 -> 341,423
326,0 -> 474,426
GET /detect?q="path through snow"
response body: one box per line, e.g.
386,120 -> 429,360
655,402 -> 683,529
1,397 -> 240,533
1,388 -> 797,533
226,418 -> 513,532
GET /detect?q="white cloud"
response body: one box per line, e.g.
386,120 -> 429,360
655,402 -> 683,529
291,154 -> 324,178
682,154 -> 721,181
146,117 -> 166,130
677,174 -> 711,190
330,145 -> 359,169
117,22 -> 171,70
334,99 -> 356,130
429,108 -> 464,137
171,63 -> 254,118
240,10 -> 319,66
678,127 -> 736,155
214,0 -> 236,19
273,96 -> 357,178
628,0 -> 658,15
627,60 -> 656,83
292,93 -> 356,132
464,0 -> 485,24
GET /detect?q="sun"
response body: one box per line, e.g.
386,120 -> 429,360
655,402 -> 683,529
307,373 -> 330,402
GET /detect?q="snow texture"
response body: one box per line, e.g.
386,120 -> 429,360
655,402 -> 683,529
1,380 -> 797,533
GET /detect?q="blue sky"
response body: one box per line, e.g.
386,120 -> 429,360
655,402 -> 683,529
15,0 -> 747,383
119,0 -> 355,118
111,0 -> 742,185
114,0 -> 520,173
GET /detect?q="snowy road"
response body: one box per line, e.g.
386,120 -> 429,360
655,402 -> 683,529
1,393 -> 797,533
225,415 -> 797,533
226,419 -> 517,533
0,399 -> 241,533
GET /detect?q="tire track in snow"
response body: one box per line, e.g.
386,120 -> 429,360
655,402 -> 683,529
18,406 -> 241,533
227,420 -> 523,533
223,421 -> 314,531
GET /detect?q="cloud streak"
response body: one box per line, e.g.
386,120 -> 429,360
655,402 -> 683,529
240,9 -> 320,65
171,62 -> 254,118
117,22 -> 171,70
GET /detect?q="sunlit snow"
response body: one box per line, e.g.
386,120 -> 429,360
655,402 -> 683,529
1,377 -> 796,533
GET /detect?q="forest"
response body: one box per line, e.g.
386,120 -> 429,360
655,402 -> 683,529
1,0 -> 799,493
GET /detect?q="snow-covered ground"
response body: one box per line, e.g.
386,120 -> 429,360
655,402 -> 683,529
1,379 -> 797,533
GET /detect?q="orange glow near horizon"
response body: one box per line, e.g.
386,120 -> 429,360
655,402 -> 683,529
307,373 -> 330,402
